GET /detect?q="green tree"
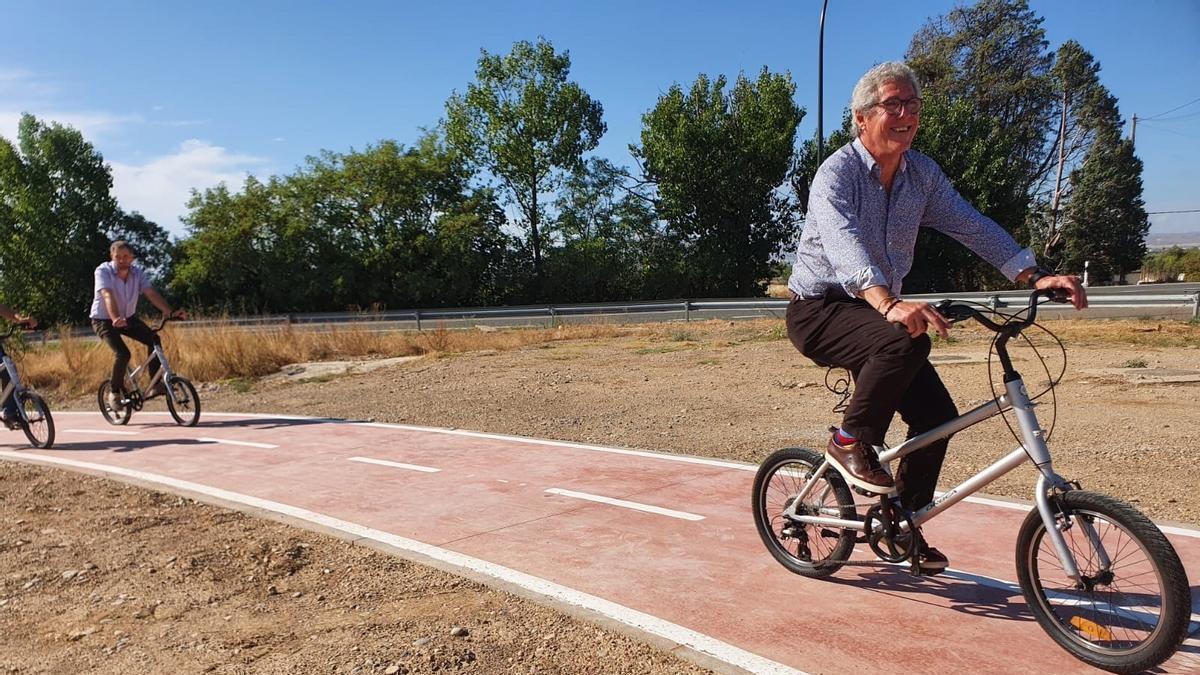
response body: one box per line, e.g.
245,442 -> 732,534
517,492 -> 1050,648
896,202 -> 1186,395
1059,135 -> 1149,284
906,0 -> 1054,194
172,132 -> 518,313
0,114 -> 116,324
1143,247 -> 1200,283
543,158 -> 669,301
635,68 -> 804,296
1028,40 -> 1122,262
445,38 -> 605,292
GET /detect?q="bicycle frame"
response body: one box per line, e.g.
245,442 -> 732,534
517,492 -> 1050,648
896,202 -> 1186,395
782,293 -> 1095,582
125,342 -> 175,400
0,352 -> 28,421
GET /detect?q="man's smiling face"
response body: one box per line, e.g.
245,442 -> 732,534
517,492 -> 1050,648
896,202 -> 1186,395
856,79 -> 921,158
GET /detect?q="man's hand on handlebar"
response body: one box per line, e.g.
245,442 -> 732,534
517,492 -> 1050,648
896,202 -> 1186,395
887,301 -> 951,339
1034,274 -> 1087,310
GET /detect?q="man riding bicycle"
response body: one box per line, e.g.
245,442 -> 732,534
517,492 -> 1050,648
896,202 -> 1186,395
0,304 -> 37,424
89,240 -> 187,412
785,62 -> 1087,572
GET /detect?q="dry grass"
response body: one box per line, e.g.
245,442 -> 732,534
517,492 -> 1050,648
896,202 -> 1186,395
11,315 -> 1196,402
15,320 -> 626,400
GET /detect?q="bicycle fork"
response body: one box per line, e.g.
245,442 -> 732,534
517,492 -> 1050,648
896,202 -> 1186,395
1006,377 -> 1097,583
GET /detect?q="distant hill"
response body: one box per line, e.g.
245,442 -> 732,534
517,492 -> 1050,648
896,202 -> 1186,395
1147,231 -> 1200,250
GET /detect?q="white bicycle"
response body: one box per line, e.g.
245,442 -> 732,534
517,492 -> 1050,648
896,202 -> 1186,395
97,316 -> 200,427
752,290 -> 1191,673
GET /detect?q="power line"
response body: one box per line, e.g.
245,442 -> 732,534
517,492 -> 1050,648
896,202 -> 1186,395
1146,209 -> 1200,215
1142,96 -> 1200,121
1137,121 -> 1200,140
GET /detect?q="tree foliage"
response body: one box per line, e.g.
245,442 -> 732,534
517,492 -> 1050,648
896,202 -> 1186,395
445,38 -> 605,291
906,0 -> 1053,193
1059,135 -> 1149,283
172,133 -> 518,313
635,68 -> 804,296
1142,247 -> 1200,283
0,114 -> 118,324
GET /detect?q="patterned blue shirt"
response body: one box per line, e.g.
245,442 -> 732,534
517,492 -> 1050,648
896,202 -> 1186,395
788,138 -> 1035,298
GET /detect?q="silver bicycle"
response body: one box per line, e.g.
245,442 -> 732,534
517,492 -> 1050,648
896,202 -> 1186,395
97,316 -> 200,427
752,290 -> 1191,674
0,322 -> 54,448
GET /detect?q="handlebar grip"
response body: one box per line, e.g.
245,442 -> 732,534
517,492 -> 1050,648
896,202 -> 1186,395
1048,288 -> 1070,303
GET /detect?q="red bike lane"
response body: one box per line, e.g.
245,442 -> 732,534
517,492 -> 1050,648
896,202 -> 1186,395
2,411 -> 1196,675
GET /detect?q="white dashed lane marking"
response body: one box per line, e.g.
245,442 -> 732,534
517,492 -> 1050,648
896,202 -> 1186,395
196,437 -> 278,449
348,456 -> 440,473
545,488 -> 705,521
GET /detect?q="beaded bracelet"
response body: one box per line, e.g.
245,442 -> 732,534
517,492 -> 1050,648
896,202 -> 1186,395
881,297 -> 902,319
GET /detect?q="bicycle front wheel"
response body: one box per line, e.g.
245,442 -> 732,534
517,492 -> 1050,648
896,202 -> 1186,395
165,377 -> 200,426
1015,490 -> 1190,673
17,391 -> 54,449
752,447 -> 857,578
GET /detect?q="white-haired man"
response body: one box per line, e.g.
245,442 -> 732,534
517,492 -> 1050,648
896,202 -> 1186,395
785,61 -> 1086,572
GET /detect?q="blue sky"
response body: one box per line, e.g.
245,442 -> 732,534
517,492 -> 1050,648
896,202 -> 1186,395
2,0 -> 1197,237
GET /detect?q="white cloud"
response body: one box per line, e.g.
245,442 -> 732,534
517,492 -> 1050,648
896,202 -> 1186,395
0,109 -> 142,143
109,140 -> 270,236
0,68 -> 58,98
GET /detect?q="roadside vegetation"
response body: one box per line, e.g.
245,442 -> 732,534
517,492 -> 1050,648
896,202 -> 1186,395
10,317 -> 1197,402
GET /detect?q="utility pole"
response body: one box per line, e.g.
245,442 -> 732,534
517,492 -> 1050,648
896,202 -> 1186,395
1130,114 -> 1137,146
817,0 -> 829,165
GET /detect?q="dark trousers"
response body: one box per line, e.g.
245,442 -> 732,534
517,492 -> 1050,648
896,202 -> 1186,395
786,295 -> 958,511
93,316 -> 160,394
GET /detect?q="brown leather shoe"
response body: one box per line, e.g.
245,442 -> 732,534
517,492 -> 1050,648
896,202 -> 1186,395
826,435 -> 894,494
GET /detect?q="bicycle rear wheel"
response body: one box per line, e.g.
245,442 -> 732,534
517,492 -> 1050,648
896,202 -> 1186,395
165,377 -> 200,427
752,447 -> 857,578
1015,490 -> 1190,673
97,381 -> 131,426
17,391 -> 54,449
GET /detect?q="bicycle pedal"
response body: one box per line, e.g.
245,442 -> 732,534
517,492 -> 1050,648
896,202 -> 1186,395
852,486 -> 882,498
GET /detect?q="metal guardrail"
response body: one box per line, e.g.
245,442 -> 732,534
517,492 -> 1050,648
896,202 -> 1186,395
18,289 -> 1200,344
187,289 -> 1200,329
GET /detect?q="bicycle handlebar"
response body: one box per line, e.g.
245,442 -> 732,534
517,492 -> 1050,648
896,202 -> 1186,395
0,321 -> 36,340
152,314 -> 185,332
935,288 -> 1070,334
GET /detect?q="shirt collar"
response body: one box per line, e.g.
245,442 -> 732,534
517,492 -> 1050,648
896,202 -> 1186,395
851,137 -> 909,177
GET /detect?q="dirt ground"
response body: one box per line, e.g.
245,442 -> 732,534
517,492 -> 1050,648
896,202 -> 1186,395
3,318 -> 1198,673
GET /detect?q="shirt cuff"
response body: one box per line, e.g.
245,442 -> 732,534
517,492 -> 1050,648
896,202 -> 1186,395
842,265 -> 889,296
1000,247 -> 1037,281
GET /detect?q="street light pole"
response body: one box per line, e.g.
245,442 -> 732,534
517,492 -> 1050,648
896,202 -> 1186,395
817,0 -> 829,165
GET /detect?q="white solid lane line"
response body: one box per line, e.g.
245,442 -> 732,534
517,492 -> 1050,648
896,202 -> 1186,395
0,450 -> 802,675
349,456 -> 440,473
62,429 -> 140,435
196,437 -> 278,449
545,488 -> 704,521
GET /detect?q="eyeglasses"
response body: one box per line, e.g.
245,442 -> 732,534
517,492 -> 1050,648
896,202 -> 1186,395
873,96 -> 923,116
